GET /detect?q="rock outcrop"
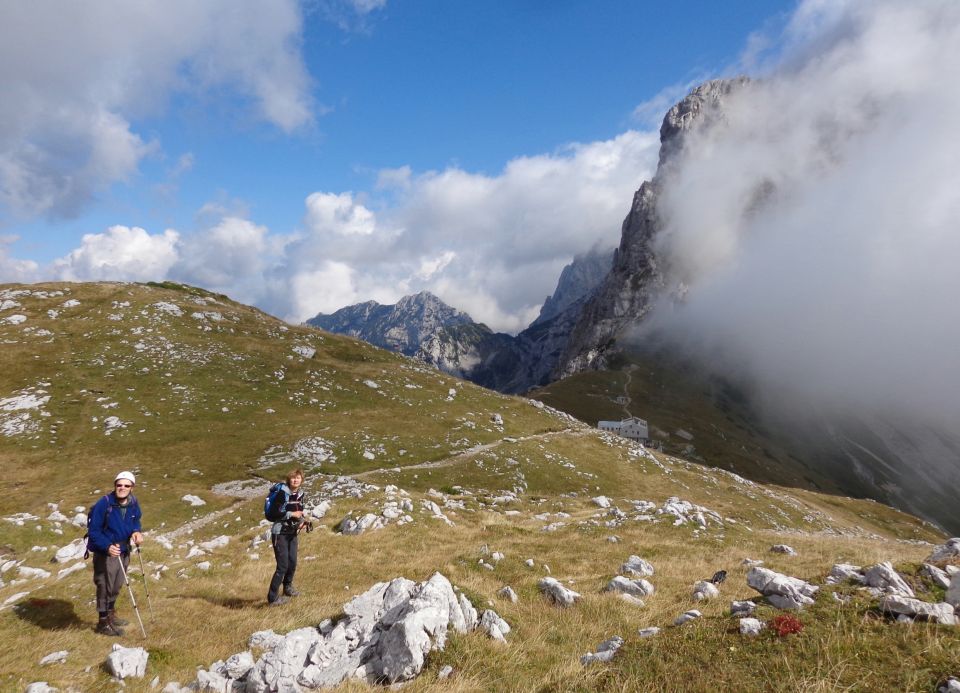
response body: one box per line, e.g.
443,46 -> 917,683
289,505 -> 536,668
190,573 -> 488,690
747,567 -> 819,610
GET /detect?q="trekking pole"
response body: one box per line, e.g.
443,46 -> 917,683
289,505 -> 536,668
135,546 -> 155,617
117,555 -> 147,638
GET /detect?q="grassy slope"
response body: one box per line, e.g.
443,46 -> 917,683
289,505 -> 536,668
0,282 -> 957,692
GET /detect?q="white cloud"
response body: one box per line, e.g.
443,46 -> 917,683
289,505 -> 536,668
0,0 -> 312,219
646,0 -> 960,426
51,226 -> 180,281
0,236 -> 39,283
279,129 -> 660,329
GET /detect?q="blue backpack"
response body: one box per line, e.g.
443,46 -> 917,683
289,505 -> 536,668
264,483 -> 287,522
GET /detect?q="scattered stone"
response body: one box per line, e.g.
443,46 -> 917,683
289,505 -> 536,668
224,651 -> 255,679
525,559 -> 535,568
938,676 -> 960,693
539,577 -> 581,607
637,627 -> 660,638
739,618 -> 764,636
592,496 -> 612,508
946,574 -> 960,609
692,580 -> 719,602
620,555 -> 654,577
106,644 -> 149,679
880,595 -> 957,625
864,562 -> 914,598
741,558 -> 763,567
39,651 -> 68,665
607,536 -> 620,543
438,665 -> 454,680
747,567 -> 818,610
199,536 -> 229,552
770,545 -> 797,556
922,563 -> 952,590
181,494 -> 206,507
497,586 -> 518,603
824,564 -> 865,585
730,600 -> 756,617
605,575 -> 654,598
926,538 -> 960,562
580,636 -> 624,665
24,684 -> 57,693
491,413 -> 503,426
479,609 -> 511,643
617,593 -> 645,607
52,539 -> 87,564
674,610 -> 702,626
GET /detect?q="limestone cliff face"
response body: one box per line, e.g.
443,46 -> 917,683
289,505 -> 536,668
556,78 -> 749,377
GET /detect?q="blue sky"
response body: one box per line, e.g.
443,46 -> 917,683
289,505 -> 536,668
2,1 -> 797,329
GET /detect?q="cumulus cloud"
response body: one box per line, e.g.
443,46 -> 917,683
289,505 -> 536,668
645,0 -> 960,426
0,0 -> 312,220
0,236 -> 39,283
51,226 -> 180,281
279,129 -> 660,329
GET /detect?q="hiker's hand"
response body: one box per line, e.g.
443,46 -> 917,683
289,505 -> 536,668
108,544 -> 121,557
131,532 -> 143,546
291,511 -> 303,519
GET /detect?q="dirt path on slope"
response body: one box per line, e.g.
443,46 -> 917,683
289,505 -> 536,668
351,427 -> 587,480
162,427 -> 587,541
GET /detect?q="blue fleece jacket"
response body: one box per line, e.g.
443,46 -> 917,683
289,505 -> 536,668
86,493 -> 142,555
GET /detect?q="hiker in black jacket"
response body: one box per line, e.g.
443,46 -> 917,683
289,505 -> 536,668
267,468 -> 306,606
86,471 -> 143,636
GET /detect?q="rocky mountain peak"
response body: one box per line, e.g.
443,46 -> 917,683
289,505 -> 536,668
556,77 -> 750,376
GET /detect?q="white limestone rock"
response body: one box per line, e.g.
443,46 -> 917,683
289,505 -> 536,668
39,650 -> 68,665
922,563 -> 952,590
824,564 -> 865,585
637,626 -> 660,638
674,610 -> 702,626
580,635 -> 623,665
770,544 -> 797,556
863,562 -> 914,598
618,593 -> 646,607
939,676 -> 960,693
224,650 -> 255,679
592,496 -> 612,509
539,577 -> 581,607
730,600 -> 756,616
692,580 -> 719,602
739,618 -> 764,636
880,595 -> 957,625
53,539 -> 87,564
480,609 -> 511,643
620,555 -> 654,577
181,494 -> 206,507
106,644 -> 149,679
747,567 -> 818,610
24,684 -> 58,693
497,586 -> 518,603
605,575 -> 654,598
926,538 -> 960,562
946,573 -> 960,609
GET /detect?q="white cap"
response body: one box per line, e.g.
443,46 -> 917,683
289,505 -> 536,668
115,471 -> 136,485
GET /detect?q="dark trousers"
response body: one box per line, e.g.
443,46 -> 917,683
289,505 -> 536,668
268,533 -> 298,602
93,551 -> 129,613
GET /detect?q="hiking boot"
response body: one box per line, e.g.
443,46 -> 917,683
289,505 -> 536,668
283,585 -> 300,597
96,616 -> 124,637
269,596 -> 290,607
109,610 -> 129,626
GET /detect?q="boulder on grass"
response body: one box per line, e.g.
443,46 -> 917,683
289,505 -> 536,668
880,595 -> 957,626
539,577 -> 581,607
747,567 -> 818,610
580,636 -> 623,665
106,644 -> 148,679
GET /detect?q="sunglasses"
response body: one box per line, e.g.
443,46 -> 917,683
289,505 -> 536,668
115,483 -> 133,488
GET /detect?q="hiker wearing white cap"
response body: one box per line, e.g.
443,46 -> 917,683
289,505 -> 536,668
86,471 -> 144,636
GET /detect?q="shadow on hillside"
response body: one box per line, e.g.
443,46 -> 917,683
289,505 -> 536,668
13,597 -> 85,630
197,594 -> 263,610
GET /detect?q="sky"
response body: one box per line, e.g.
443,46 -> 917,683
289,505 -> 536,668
0,0 -> 796,332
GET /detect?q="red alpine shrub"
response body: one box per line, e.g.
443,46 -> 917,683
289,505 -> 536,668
769,613 -> 804,636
